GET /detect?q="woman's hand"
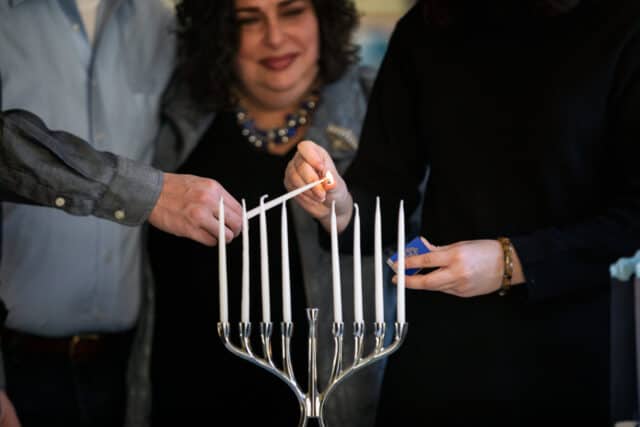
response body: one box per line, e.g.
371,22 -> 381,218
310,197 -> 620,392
394,239 -> 523,298
284,140 -> 353,232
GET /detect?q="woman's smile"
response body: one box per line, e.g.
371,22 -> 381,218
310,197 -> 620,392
259,53 -> 299,71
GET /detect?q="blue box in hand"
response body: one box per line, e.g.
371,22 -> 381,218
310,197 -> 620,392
386,236 -> 432,276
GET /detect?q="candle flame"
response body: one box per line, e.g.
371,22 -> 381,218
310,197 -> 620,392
325,170 -> 335,186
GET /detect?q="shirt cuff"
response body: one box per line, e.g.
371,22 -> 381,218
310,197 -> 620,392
95,156 -> 163,226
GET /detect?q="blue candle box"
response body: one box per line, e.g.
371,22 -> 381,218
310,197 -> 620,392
386,236 -> 431,276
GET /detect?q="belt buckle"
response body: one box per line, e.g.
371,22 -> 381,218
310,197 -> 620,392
68,334 -> 99,361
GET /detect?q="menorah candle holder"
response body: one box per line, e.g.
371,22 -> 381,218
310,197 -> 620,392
217,314 -> 408,426
217,193 -> 408,426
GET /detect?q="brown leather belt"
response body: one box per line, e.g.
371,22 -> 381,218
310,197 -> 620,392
1,328 -> 135,363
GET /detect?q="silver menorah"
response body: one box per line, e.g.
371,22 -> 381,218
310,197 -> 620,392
216,312 -> 407,426
216,194 -> 409,426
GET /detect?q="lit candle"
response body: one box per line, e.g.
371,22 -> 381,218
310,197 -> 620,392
259,195 -> 271,323
331,201 -> 343,323
397,201 -> 406,324
374,197 -> 384,323
241,200 -> 250,323
281,202 -> 292,323
353,204 -> 363,323
218,197 -> 228,323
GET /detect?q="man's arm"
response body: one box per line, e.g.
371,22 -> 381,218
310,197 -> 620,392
1,109 -> 162,224
0,109 -> 242,245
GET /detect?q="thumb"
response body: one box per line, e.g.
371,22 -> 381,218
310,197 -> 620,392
420,237 -> 439,251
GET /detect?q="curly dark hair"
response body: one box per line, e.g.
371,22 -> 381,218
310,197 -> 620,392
422,0 -> 582,26
175,0 -> 360,111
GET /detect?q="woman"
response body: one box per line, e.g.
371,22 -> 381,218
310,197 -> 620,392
285,0 -> 640,425
148,0 -> 382,425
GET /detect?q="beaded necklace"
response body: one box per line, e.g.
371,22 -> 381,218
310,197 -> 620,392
236,92 -> 319,150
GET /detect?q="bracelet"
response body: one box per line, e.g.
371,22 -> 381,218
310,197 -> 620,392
497,237 -> 514,296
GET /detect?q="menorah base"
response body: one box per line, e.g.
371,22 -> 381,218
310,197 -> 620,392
217,309 -> 408,426
298,415 -> 324,427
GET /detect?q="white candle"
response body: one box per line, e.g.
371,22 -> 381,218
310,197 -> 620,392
397,201 -> 406,324
353,204 -> 363,323
281,202 -> 292,323
246,176 -> 328,219
331,201 -> 343,323
374,197 -> 384,323
259,196 -> 271,323
218,197 -> 228,323
241,200 -> 250,323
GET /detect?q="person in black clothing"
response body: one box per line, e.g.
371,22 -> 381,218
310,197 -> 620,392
284,0 -> 640,425
148,0 -> 381,426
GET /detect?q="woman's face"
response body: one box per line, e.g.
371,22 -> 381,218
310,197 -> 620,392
234,0 -> 320,110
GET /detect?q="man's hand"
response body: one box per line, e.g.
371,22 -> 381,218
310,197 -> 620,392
148,173 -> 243,246
0,391 -> 21,427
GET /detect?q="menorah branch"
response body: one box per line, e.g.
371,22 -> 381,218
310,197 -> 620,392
328,322 -> 344,384
353,322 -> 365,366
281,322 -> 296,381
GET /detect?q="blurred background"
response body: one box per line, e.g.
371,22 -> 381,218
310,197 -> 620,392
354,0 -> 415,67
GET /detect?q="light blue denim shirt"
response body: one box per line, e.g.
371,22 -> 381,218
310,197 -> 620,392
0,0 -> 175,336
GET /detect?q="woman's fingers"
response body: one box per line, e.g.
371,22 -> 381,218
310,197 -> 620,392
286,159 -> 325,202
296,140 -> 327,172
420,237 -> 439,251
404,246 -> 451,270
402,267 -> 456,291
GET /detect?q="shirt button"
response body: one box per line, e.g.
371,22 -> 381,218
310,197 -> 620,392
95,132 -> 105,142
114,209 -> 126,221
72,24 -> 80,32
54,197 -> 66,208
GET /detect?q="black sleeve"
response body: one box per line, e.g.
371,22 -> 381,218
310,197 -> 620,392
511,33 -> 640,301
340,6 -> 430,254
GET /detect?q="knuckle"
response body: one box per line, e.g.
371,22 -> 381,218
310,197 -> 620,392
231,222 -> 242,235
190,207 -> 209,225
420,253 -> 433,266
417,275 -> 432,290
192,187 -> 212,204
203,178 -> 219,194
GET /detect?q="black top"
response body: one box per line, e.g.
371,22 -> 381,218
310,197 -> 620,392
149,112 -> 308,425
341,2 -> 640,426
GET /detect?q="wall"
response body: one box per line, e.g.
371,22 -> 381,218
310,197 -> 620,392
354,0 -> 414,67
